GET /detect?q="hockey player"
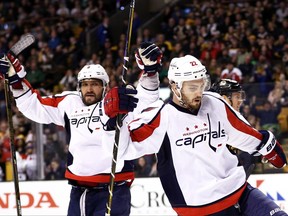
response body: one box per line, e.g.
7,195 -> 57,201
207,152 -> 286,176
0,42 -> 162,216
113,55 -> 287,215
210,79 -> 257,178
210,79 -> 246,112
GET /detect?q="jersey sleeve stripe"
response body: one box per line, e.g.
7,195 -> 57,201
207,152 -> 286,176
35,91 -> 66,107
225,106 -> 262,140
130,113 -> 161,142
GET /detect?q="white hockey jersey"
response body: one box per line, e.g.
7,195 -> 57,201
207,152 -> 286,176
126,91 -> 264,215
13,79 -> 159,184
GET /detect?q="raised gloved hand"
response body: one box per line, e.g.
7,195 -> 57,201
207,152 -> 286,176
135,41 -> 162,75
104,86 -> 139,118
257,130 -> 287,168
0,53 -> 10,79
6,52 -> 27,89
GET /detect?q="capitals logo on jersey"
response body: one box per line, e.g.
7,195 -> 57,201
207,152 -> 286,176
175,120 -> 225,151
70,106 -> 102,131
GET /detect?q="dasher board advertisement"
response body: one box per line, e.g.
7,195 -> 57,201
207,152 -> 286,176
0,174 -> 287,215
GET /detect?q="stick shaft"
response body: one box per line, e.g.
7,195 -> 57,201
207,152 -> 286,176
106,1 -> 135,214
1,33 -> 35,216
3,79 -> 22,216
121,0 -> 135,85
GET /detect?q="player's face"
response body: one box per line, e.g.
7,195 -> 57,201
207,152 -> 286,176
230,91 -> 245,111
80,79 -> 104,106
181,79 -> 205,110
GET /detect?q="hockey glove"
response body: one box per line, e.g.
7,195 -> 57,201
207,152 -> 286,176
6,52 -> 27,89
104,86 -> 139,118
0,53 -> 10,79
135,41 -> 162,76
105,117 -> 117,131
257,130 -> 287,168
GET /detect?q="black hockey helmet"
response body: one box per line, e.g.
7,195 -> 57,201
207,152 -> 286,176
210,79 -> 242,95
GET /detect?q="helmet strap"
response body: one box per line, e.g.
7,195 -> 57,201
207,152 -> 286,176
101,86 -> 107,99
77,82 -> 82,98
171,83 -> 188,108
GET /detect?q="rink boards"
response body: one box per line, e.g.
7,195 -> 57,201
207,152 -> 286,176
0,174 -> 287,215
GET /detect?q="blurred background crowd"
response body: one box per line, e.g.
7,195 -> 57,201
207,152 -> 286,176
0,0 -> 288,181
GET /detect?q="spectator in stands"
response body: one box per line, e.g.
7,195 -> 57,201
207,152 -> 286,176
0,82 -> 6,121
87,53 -> 100,65
132,12 -> 141,43
16,141 -> 37,181
170,42 -> 183,59
25,59 -> 45,88
184,38 -> 197,58
70,1 -> 82,18
238,54 -> 254,83
59,69 -> 77,91
241,100 -> 261,130
134,156 -> 151,178
276,2 -> 288,23
56,3 -> 70,17
48,28 -> 61,51
268,81 -> 285,105
45,158 -> 65,180
24,141 -> 37,180
221,60 -> 243,83
200,41 -> 219,63
173,17 -> 190,43
141,28 -> 154,43
252,54 -> 273,96
44,135 -> 64,167
96,16 -> 112,50
12,107 -> 31,136
162,17 -> 176,41
83,0 -> 98,17
0,121 -> 11,163
255,101 -> 282,138
155,33 -> 171,61
217,48 -> 231,68
15,134 -> 26,156
273,34 -> 286,60
281,80 -> 288,107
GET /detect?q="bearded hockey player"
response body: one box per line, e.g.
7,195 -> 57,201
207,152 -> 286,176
122,55 -> 287,215
0,42 -> 162,216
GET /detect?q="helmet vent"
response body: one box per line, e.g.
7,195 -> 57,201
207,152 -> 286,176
184,72 -> 192,76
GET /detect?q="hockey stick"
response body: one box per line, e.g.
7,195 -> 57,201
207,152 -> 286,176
9,34 -> 35,57
106,1 -> 135,215
3,33 -> 35,216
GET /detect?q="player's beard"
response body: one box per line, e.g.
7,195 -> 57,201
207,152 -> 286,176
82,92 -> 102,106
181,94 -> 202,111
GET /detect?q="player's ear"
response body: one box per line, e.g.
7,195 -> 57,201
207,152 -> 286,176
171,83 -> 180,97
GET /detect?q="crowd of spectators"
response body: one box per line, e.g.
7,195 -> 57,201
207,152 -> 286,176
0,0 -> 288,181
